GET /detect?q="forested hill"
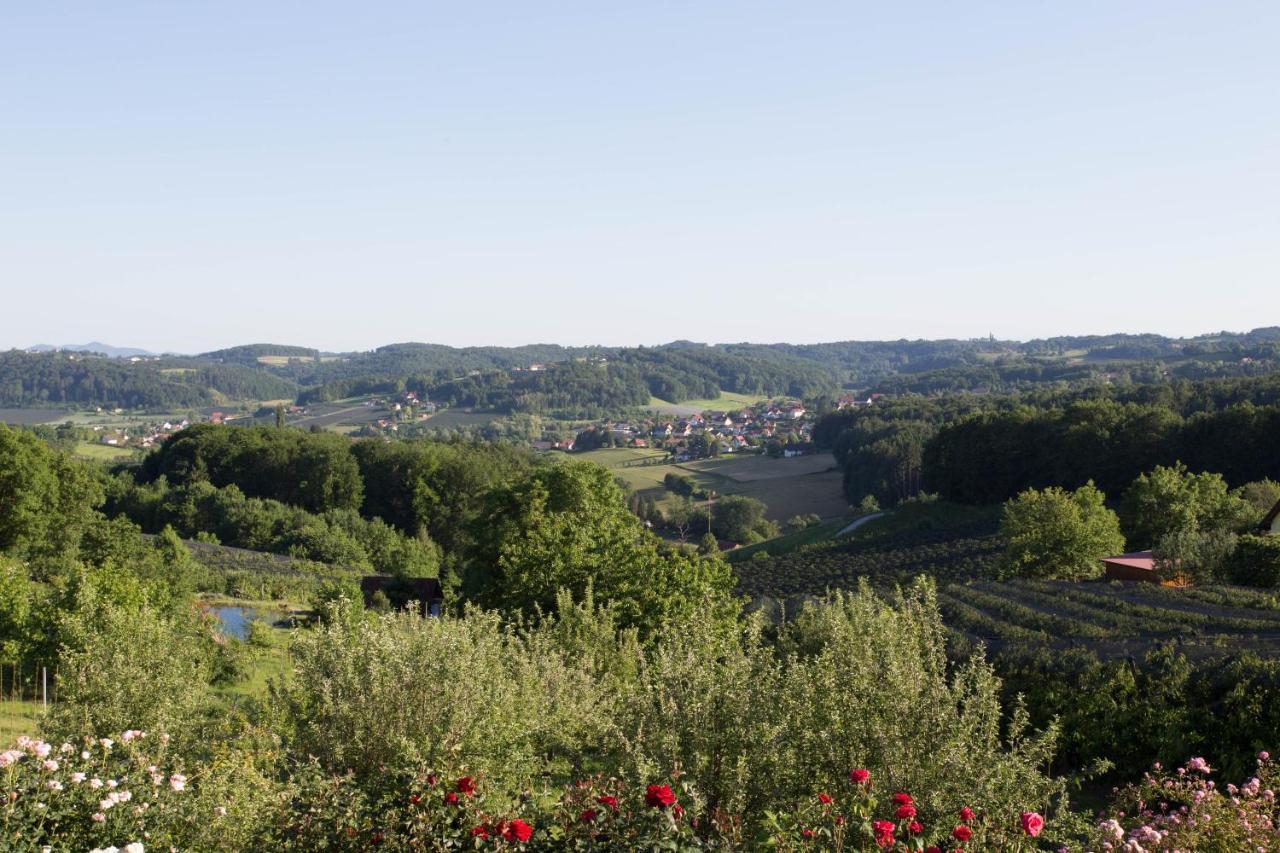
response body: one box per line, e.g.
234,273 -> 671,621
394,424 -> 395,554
0,350 -> 298,409
5,326 -> 1280,412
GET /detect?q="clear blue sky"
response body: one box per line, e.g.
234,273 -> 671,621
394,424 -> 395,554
3,2 -> 1277,353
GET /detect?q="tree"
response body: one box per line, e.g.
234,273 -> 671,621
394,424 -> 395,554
0,424 -> 60,551
710,495 -> 777,544
1119,462 -> 1253,549
698,531 -> 720,555
462,462 -> 733,637
664,496 -> 697,543
998,482 -> 1125,580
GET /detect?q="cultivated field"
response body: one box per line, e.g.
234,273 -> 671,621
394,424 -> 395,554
734,500 -> 1280,662
418,409 -> 505,431
0,408 -> 71,425
600,451 -> 848,523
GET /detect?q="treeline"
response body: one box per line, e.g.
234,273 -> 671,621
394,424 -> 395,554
132,423 -> 536,564
104,477 -> 440,577
0,351 -> 297,409
924,400 -> 1280,504
815,374 -> 1280,508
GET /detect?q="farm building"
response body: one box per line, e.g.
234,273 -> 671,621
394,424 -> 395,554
1101,550 -> 1158,583
1262,499 -> 1280,535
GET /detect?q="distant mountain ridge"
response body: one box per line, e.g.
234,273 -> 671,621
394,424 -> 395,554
28,342 -> 159,358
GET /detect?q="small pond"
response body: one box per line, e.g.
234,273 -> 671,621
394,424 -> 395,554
212,606 -> 270,641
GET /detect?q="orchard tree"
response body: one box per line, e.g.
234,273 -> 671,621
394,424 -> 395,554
998,482 -> 1125,580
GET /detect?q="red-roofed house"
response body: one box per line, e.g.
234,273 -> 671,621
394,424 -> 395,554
1101,550 -> 1158,582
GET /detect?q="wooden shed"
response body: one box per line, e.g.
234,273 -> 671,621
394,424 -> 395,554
1101,551 -> 1158,582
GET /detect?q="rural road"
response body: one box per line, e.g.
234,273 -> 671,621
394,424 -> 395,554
836,512 -> 886,537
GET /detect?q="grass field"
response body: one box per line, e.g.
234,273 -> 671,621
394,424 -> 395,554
647,392 -> 768,415
73,440 -> 138,461
256,355 -> 342,366
0,700 -> 40,743
572,447 -> 670,467
729,518 -> 850,562
603,451 -> 848,523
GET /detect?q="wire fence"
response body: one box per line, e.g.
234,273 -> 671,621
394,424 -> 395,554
0,661 -> 56,707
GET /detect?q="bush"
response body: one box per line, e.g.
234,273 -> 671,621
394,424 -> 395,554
43,599 -> 215,747
1229,534 -> 1280,587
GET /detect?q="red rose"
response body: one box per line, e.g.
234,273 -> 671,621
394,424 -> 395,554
895,804 -> 916,820
817,792 -> 833,805
892,792 -> 913,807
672,804 -> 684,819
834,816 -> 845,826
849,768 -> 871,785
444,792 -> 460,806
426,773 -> 438,788
471,826 -> 490,839
872,819 -> 895,848
959,806 -> 974,823
1020,812 -> 1044,838
597,795 -> 619,810
408,794 -> 421,805
645,784 -> 676,809
952,825 -> 972,842
926,847 -> 942,853
909,821 -> 923,835
801,827 -> 815,839
579,809 -> 597,824
501,819 -> 533,843
456,776 -> 478,796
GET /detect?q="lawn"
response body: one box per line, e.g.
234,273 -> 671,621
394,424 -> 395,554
73,440 -> 138,461
607,452 -> 849,523
0,700 -> 40,743
572,447 -> 670,468
728,517 -> 850,562
647,391 -> 768,415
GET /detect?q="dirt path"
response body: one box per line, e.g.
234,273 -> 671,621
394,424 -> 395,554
837,512 -> 886,537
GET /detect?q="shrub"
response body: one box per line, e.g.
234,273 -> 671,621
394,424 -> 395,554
1086,753 -> 1280,852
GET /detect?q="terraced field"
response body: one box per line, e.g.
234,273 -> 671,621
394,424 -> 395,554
734,504 -> 1003,599
939,579 -> 1280,657
734,502 -> 1280,661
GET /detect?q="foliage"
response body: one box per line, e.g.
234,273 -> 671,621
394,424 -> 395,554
1085,754 -> 1280,852
141,424 -> 364,514
997,482 -> 1124,580
43,596 -> 215,743
1119,462 -> 1253,549
461,462 -> 735,637
1229,535 -> 1280,587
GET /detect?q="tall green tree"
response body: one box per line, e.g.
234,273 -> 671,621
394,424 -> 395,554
998,482 -> 1125,580
1119,462 -> 1253,549
463,461 -> 734,637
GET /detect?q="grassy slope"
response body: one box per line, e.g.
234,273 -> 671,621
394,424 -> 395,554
0,700 -> 40,743
73,440 -> 138,461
